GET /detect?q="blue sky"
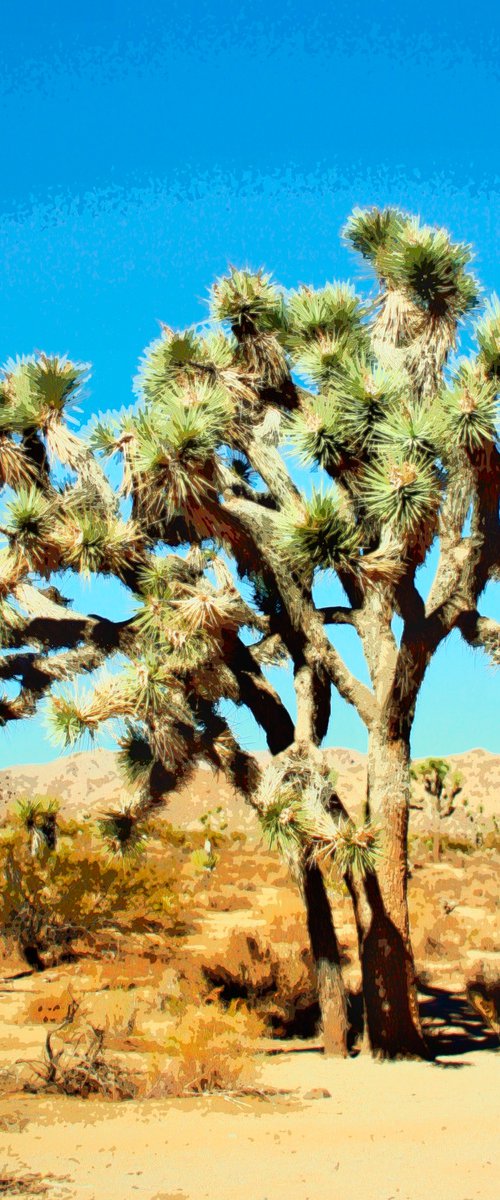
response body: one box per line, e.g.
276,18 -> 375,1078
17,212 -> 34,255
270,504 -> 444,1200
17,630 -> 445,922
1,0 -> 499,765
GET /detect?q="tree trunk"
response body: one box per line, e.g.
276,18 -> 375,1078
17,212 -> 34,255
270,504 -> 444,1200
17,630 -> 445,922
302,860 -> 348,1056
356,726 -> 430,1058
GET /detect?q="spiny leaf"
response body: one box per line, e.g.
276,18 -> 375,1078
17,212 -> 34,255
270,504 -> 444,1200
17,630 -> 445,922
210,268 -> 284,333
439,363 -> 498,452
116,723 -> 154,787
379,218 -> 479,321
97,804 -> 148,860
276,489 -> 361,577
476,296 -> 500,379
362,454 -> 440,536
137,328 -> 204,403
374,403 -> 440,462
343,207 -> 405,268
286,283 -> 367,351
1,354 -> 87,429
289,394 -> 358,475
329,357 -> 406,451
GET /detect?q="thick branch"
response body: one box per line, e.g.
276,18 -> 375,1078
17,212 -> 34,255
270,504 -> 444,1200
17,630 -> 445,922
455,611 -> 500,665
0,643 -> 106,727
319,606 -> 357,626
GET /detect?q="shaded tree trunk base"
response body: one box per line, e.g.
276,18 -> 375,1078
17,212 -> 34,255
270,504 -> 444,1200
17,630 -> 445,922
358,875 -> 431,1060
303,861 -> 348,1056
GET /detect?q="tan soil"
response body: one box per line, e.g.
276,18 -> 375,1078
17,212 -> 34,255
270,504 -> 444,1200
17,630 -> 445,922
0,1048 -> 498,1200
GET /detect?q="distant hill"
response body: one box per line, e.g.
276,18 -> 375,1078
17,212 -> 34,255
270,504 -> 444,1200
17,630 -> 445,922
0,746 -> 497,839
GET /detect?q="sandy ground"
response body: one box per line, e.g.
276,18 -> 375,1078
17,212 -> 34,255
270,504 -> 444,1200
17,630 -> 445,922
0,1048 -> 498,1200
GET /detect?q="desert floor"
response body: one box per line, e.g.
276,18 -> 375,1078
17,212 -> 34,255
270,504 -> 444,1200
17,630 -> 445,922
0,1046 -> 498,1200
0,750 -> 498,1200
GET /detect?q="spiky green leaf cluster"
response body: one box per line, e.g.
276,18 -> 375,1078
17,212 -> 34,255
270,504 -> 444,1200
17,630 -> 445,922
476,297 -> 500,380
439,365 -> 498,452
131,379 -> 233,521
0,354 -> 87,431
345,209 -> 479,325
362,454 -> 440,536
374,403 -> 440,462
210,268 -> 284,333
326,819 -> 379,878
286,283 -> 368,356
97,805 -> 148,859
58,507 -> 142,579
48,694 -> 97,748
116,724 -> 155,788
4,487 -> 58,575
343,206 -> 405,269
259,794 -> 305,858
380,220 -> 479,321
330,358 -> 406,451
277,489 -> 360,576
137,329 -> 203,402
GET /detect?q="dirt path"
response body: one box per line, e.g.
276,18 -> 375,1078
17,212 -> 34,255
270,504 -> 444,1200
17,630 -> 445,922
1,1048 -> 497,1200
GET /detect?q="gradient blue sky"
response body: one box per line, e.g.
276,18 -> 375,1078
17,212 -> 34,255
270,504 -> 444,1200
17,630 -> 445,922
1,0 -> 499,766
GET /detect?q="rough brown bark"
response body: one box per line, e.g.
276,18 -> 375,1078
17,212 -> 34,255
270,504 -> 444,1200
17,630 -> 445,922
302,860 -> 348,1056
358,726 -> 429,1058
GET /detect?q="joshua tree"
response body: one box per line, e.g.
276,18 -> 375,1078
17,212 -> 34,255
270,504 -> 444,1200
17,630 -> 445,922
411,757 -> 464,860
0,208 -> 498,1058
411,757 -> 463,815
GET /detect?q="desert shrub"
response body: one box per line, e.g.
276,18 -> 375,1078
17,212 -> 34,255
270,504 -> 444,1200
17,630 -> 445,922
147,1000 -> 264,1095
0,1172 -> 51,1196
78,989 -> 144,1041
190,846 -> 218,873
91,952 -> 179,993
465,962 -> 500,1034
23,1006 -> 137,1100
198,914 -> 319,1036
13,796 -> 60,856
0,824 -> 189,969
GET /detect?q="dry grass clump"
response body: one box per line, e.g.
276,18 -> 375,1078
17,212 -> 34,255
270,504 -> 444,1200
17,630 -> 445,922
147,1000 -> 265,1096
414,912 -> 463,962
206,888 -> 253,913
409,852 -> 499,976
0,1172 -> 54,1195
22,1004 -> 137,1101
197,913 -> 319,1035
465,961 -> 500,1035
85,952 -> 177,993
78,989 -> 142,1041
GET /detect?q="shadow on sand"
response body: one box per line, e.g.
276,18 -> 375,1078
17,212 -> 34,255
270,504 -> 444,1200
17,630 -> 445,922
420,984 -> 499,1059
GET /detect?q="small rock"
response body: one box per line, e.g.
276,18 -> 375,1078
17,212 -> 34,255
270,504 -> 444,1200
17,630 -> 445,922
304,1087 -> 331,1100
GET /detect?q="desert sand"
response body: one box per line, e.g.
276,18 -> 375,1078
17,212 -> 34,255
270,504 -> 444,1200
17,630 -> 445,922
0,1048 -> 498,1200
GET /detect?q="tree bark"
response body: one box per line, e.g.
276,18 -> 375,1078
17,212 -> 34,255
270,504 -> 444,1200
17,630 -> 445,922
302,860 -> 348,1056
356,726 -> 430,1058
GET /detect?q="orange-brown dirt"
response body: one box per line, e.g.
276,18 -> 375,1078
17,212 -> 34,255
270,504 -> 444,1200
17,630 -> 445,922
0,749 -> 498,1199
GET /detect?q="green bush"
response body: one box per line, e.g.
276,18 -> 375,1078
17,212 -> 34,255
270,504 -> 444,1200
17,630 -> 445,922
0,823 -> 190,969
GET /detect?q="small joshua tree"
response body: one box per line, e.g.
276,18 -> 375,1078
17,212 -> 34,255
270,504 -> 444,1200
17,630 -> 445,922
411,757 -> 463,815
411,757 -> 464,860
0,208 -> 498,1057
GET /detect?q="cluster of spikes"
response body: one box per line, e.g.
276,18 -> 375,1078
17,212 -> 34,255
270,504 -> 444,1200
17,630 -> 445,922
257,759 -> 379,878
14,792 -> 148,863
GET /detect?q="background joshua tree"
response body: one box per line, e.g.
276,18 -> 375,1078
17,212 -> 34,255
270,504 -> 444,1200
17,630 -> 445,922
0,208 -> 498,1058
410,757 -> 463,861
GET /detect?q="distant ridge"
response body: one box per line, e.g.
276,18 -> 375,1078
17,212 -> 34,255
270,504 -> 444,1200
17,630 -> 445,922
0,746 -> 498,836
